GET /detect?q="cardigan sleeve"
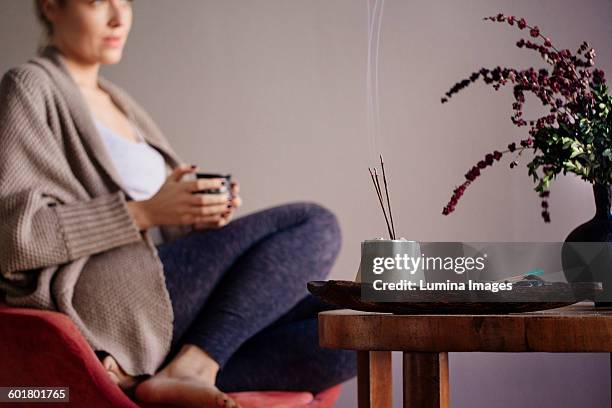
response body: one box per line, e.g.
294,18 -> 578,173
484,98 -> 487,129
0,69 -> 143,278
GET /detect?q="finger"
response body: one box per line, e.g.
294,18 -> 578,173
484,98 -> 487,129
230,195 -> 242,208
193,218 -> 223,230
187,193 -> 230,206
194,214 -> 223,223
183,213 -> 222,225
231,182 -> 240,194
184,178 -> 227,193
188,203 -> 228,216
197,211 -> 227,225
194,219 -> 226,230
170,164 -> 197,182
210,216 -> 229,228
221,212 -> 234,223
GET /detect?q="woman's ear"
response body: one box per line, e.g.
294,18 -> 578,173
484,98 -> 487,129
40,0 -> 61,25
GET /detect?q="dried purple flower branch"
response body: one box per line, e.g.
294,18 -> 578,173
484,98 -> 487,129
440,13 -> 608,222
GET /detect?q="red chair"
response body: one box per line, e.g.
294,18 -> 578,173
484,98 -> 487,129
0,300 -> 341,408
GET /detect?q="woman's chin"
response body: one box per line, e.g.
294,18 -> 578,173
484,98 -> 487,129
99,48 -> 124,65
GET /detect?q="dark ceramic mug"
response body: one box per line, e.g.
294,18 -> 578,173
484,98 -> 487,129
194,172 -> 232,195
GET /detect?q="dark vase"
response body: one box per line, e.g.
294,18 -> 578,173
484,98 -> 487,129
562,183 -> 612,307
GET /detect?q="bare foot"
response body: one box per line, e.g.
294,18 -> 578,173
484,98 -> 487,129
134,345 -> 241,408
135,376 -> 240,408
101,355 -> 138,391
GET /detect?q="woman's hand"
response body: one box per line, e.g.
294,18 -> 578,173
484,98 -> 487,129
193,180 -> 242,230
126,164 -> 230,230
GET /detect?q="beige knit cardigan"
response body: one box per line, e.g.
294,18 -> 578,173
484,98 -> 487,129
0,44 -> 193,376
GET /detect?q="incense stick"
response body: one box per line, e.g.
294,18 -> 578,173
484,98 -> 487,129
368,167 -> 391,236
369,167 -> 393,239
379,154 -> 396,239
373,169 -> 392,239
374,168 -> 395,240
369,167 -> 383,203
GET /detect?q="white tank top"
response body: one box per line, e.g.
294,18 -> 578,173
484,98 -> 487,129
94,118 -> 167,245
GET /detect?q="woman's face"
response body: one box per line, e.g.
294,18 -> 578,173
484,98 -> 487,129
45,0 -> 133,65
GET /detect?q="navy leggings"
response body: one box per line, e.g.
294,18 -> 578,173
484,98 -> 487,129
155,202 -> 357,393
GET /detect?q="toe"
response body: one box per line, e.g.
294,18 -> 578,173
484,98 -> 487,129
215,392 -> 240,408
134,378 -> 159,401
102,356 -> 114,371
101,355 -> 137,390
106,370 -> 120,385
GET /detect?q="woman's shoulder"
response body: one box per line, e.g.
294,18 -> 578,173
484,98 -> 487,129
1,61 -> 53,99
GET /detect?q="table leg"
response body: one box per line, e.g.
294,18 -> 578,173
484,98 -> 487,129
357,350 -> 392,408
403,352 -> 449,408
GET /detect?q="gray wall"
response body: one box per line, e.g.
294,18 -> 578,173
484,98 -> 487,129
1,1 -> 611,406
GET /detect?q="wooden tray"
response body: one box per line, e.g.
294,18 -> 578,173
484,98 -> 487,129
307,279 -> 603,314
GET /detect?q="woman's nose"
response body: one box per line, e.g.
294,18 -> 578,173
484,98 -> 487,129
107,0 -> 125,27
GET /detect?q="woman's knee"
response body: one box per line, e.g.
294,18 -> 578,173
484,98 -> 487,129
253,201 -> 342,279
298,201 -> 342,256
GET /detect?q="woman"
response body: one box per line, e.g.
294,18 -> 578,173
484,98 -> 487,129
0,0 -> 356,407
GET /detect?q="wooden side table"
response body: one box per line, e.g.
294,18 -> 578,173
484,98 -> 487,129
318,303 -> 612,408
